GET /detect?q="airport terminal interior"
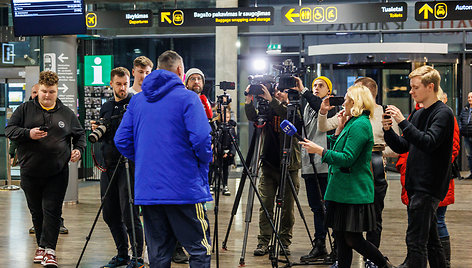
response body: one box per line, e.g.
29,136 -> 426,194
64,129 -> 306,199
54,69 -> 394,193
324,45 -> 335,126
1,0 -> 472,267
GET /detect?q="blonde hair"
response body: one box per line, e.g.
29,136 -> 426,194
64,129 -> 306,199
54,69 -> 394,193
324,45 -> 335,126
346,85 -> 375,119
409,65 -> 441,93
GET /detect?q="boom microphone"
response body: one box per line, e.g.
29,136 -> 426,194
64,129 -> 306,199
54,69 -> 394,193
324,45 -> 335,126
280,119 -> 304,141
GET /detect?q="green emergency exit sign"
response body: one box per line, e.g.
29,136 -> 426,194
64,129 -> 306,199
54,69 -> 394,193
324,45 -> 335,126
84,55 -> 113,86
267,44 -> 282,51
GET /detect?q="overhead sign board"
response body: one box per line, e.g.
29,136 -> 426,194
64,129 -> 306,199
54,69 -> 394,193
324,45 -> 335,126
282,2 -> 407,25
415,1 -> 472,21
158,7 -> 274,27
86,10 -> 153,29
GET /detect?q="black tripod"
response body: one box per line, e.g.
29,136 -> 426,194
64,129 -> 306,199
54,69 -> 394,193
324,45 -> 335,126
267,94 -> 319,268
221,101 -> 267,266
76,155 -> 140,268
219,97 -> 292,266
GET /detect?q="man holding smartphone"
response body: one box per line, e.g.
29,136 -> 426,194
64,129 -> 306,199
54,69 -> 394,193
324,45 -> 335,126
383,66 -> 453,268
5,71 -> 86,267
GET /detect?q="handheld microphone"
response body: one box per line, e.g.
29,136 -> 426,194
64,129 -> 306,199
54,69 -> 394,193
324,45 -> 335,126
199,94 -> 213,119
280,120 -> 304,141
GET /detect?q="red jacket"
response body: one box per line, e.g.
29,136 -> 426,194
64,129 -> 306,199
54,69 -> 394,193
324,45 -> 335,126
396,110 -> 459,207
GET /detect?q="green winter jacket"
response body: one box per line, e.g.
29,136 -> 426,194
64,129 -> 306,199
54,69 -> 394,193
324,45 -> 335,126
322,113 -> 374,204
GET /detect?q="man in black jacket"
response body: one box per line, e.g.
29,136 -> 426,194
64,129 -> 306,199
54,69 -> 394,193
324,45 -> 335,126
245,83 -> 301,256
92,67 -> 144,268
5,71 -> 85,267
383,66 -> 453,268
458,91 -> 472,179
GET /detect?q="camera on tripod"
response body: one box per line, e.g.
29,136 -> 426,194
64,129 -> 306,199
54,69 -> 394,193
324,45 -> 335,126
248,75 -> 276,96
274,59 -> 305,102
88,118 -> 111,143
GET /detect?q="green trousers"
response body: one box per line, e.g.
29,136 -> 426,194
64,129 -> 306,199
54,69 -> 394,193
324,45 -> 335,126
257,164 -> 300,247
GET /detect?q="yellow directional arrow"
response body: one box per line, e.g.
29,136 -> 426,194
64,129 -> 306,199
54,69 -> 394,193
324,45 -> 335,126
161,12 -> 171,23
419,4 -> 433,19
285,8 -> 299,23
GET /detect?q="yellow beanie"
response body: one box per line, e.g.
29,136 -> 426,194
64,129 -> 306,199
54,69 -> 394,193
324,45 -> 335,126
312,76 -> 332,94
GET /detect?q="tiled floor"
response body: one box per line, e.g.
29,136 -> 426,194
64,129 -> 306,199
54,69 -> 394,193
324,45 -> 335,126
1,171 -> 471,267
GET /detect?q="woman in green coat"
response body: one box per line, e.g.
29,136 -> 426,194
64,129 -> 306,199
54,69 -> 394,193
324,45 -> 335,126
300,85 -> 396,268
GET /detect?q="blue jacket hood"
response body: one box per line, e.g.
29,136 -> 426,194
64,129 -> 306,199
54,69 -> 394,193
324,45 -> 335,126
142,69 -> 184,102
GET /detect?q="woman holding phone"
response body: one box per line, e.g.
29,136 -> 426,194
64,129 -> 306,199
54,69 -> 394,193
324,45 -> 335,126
299,85 -> 396,268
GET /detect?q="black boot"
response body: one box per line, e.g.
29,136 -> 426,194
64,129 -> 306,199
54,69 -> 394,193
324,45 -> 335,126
440,236 -> 451,268
300,238 -> 328,262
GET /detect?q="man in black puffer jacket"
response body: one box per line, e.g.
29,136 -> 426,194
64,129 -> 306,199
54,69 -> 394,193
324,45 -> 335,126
458,91 -> 472,179
5,71 -> 85,267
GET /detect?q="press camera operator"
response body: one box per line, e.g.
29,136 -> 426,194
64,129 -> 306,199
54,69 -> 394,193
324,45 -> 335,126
244,82 -> 301,256
91,67 -> 144,268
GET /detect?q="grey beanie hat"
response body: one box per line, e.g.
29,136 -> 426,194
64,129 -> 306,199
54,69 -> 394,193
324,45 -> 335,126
184,68 -> 205,86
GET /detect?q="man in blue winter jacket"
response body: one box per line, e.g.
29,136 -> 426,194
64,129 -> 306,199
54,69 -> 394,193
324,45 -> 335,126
114,50 -> 213,268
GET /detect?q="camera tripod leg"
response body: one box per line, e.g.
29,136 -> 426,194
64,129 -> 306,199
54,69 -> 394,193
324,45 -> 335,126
124,158 -> 139,267
221,124 -> 260,250
76,156 -> 124,268
228,129 -> 290,265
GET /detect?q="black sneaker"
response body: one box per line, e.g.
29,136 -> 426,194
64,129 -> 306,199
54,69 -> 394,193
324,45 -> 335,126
172,246 -> 189,264
253,244 -> 269,256
101,255 -> 130,268
222,186 -> 231,196
59,217 -> 68,234
126,257 -> 145,268
365,259 -> 378,268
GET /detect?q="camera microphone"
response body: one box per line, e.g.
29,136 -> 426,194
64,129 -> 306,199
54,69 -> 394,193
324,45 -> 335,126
280,120 -> 304,141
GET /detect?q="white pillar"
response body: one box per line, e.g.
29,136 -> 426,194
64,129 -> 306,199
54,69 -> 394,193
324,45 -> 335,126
215,0 -> 238,118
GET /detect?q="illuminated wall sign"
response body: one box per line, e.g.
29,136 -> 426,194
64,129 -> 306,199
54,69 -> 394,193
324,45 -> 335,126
158,7 -> 274,27
2,43 -> 14,64
282,2 -> 407,25
415,1 -> 472,21
86,10 -> 152,29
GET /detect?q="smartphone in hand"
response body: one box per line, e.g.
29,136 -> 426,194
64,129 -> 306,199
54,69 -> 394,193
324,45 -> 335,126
329,96 -> 344,106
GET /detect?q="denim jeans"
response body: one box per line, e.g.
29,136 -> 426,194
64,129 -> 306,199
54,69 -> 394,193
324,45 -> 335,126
406,191 -> 446,268
21,167 -> 69,250
463,136 -> 472,172
302,173 -> 328,240
436,206 -> 449,238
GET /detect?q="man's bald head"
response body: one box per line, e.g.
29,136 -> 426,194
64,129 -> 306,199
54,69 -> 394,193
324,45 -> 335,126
31,84 -> 40,99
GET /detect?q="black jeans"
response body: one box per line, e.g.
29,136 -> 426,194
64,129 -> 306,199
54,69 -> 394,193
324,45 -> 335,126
406,191 -> 446,268
302,173 -> 328,240
101,163 -> 144,258
21,167 -> 69,250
